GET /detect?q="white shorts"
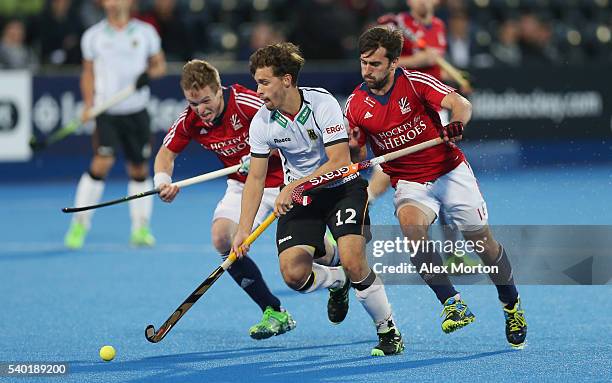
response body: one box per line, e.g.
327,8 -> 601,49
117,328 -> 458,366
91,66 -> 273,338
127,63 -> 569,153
213,179 -> 279,227
393,161 -> 488,232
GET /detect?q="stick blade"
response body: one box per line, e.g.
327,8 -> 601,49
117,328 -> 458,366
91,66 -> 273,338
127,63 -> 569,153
145,325 -> 159,343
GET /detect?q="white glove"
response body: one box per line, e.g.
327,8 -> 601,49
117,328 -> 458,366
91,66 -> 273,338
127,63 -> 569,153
238,154 -> 251,176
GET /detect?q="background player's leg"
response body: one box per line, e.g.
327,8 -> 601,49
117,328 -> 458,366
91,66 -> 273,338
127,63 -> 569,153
213,182 -> 295,340
397,205 -> 459,303
213,218 -> 281,313
127,161 -> 154,246
397,204 -> 475,333
314,233 -> 340,267
462,226 -> 519,305
65,154 -> 113,249
280,246 -> 345,293
462,226 -> 526,348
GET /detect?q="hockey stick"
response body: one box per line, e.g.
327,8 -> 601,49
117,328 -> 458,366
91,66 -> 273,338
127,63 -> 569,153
393,17 -> 472,93
61,164 -> 240,213
145,212 -> 277,343
292,137 -> 443,206
29,84 -> 137,151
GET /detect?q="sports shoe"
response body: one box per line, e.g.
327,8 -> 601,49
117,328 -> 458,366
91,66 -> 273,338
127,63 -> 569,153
249,306 -> 296,340
441,295 -> 476,333
130,227 -> 156,247
64,221 -> 88,249
327,271 -> 350,324
371,326 -> 404,357
504,297 -> 527,349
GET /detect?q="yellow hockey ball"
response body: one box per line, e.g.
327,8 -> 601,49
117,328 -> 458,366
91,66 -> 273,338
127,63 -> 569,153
99,345 -> 116,361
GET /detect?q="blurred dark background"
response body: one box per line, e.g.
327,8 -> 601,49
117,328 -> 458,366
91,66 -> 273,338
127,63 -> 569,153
1,0 -> 610,69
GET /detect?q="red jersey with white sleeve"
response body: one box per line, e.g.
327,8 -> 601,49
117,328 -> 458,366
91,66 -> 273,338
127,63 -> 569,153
345,68 -> 464,186
385,12 -> 447,80
163,84 -> 283,188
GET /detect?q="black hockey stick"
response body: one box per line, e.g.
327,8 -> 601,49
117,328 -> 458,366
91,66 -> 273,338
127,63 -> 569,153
145,212 -> 277,343
62,165 -> 239,213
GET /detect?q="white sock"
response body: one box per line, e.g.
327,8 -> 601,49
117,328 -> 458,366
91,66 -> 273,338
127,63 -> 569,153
299,263 -> 346,293
354,273 -> 394,333
128,178 -> 153,232
73,172 -> 105,229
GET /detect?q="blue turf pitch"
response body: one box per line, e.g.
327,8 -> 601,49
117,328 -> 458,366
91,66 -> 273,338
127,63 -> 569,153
1,165 -> 611,382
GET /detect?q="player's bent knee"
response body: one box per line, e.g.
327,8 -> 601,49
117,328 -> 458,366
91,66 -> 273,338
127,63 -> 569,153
211,233 -> 231,254
283,270 -> 312,292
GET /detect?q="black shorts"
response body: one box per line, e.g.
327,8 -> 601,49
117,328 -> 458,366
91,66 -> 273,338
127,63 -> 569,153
276,177 -> 371,258
93,109 -> 151,164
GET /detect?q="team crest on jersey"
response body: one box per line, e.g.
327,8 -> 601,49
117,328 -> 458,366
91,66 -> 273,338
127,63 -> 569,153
364,97 -> 376,108
307,129 -> 318,140
230,114 -> 243,131
398,97 -> 411,115
132,39 -> 139,48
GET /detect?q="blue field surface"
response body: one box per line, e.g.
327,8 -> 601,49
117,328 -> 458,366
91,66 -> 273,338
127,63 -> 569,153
1,165 -> 611,382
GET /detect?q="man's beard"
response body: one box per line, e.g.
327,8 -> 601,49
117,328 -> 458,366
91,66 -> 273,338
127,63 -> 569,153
366,72 -> 391,91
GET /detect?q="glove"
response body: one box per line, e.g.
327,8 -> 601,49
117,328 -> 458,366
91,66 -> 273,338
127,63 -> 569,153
437,121 -> 464,144
135,72 -> 150,89
237,154 -> 251,176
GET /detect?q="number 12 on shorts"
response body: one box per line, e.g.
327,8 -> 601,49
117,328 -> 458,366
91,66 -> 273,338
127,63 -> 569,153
335,208 -> 357,226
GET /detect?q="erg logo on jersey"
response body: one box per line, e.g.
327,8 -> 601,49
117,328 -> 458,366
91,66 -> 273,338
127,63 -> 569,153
325,124 -> 344,135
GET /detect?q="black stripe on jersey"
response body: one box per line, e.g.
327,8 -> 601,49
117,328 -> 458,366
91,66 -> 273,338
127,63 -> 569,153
301,88 -> 332,96
311,111 -> 323,135
251,151 -> 270,158
324,138 -> 349,147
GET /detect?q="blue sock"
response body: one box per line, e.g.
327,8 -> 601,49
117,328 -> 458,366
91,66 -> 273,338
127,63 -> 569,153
484,245 -> 519,306
225,254 -> 281,312
411,248 -> 458,304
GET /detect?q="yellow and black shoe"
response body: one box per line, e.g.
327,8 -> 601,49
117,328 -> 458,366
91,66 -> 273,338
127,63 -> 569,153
504,297 -> 527,349
371,326 -> 404,357
441,295 -> 476,333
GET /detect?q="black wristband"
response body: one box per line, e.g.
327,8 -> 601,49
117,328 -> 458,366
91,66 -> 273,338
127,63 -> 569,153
135,72 -> 150,89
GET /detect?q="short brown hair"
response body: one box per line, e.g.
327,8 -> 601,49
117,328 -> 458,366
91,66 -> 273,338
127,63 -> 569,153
180,59 -> 221,92
249,42 -> 305,86
358,26 -> 404,62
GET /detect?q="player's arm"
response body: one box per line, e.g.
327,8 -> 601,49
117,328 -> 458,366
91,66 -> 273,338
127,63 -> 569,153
136,27 -> 167,88
274,141 -> 351,216
153,146 -> 179,203
80,59 -> 94,121
441,91 -> 472,125
398,48 -> 441,69
147,51 -> 167,79
439,91 -> 472,144
232,155 -> 269,257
